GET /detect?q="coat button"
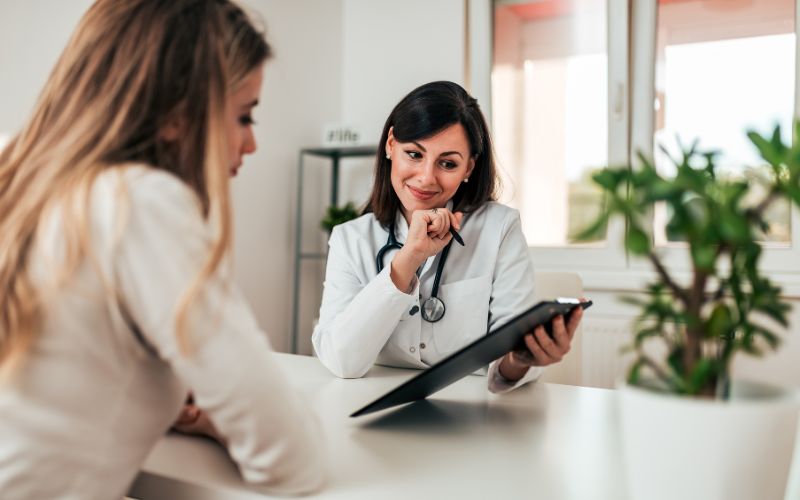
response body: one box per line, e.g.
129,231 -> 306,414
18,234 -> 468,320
409,305 -> 419,316
420,342 -> 426,349
410,346 -> 416,353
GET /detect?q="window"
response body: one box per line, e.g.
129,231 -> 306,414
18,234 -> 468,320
492,0 -> 609,246
485,0 -> 800,286
653,0 -> 796,246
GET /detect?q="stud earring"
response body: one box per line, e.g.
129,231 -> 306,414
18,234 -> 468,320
386,153 -> 391,160
463,178 -> 469,183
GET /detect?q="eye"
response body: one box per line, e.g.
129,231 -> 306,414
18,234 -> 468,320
239,114 -> 256,126
405,150 -> 422,160
439,160 -> 458,170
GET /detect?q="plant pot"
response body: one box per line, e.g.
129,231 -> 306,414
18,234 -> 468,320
619,379 -> 800,500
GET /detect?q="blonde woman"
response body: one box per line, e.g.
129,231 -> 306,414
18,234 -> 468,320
0,1 -> 324,497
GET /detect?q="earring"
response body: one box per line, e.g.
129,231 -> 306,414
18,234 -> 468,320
385,152 -> 391,160
463,178 -> 469,183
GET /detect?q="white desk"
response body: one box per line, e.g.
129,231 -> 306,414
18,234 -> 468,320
129,353 -> 627,499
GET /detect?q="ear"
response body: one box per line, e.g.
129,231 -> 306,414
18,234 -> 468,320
158,114 -> 186,142
385,126 -> 396,159
465,156 -> 476,180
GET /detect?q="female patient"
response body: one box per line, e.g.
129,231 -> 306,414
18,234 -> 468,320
0,1 -> 323,497
312,81 -> 583,392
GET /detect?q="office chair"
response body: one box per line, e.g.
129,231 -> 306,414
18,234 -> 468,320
533,271 -> 584,386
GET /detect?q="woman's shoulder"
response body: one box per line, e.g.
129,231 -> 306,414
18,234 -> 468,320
330,211 -> 379,239
99,163 -> 197,196
93,164 -> 201,212
89,164 -> 206,241
470,201 -> 520,225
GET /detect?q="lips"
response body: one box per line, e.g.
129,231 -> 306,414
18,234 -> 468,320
406,184 -> 438,201
230,163 -> 242,177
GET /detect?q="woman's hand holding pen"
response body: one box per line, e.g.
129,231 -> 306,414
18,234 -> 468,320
390,208 -> 463,293
498,304 -> 585,382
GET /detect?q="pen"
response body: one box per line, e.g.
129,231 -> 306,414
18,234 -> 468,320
449,226 -> 465,246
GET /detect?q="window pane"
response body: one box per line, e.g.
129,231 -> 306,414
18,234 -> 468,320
654,0 -> 796,244
492,0 -> 608,246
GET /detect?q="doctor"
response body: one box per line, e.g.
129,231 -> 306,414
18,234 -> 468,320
312,81 -> 583,392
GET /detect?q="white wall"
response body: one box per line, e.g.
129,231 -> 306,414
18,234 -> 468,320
0,1 -> 95,134
232,0 -> 343,352
341,0 -> 467,145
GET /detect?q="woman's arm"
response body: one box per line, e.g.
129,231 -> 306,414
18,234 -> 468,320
113,170 -> 325,495
483,209 -> 544,393
485,208 -> 582,393
311,225 -> 417,378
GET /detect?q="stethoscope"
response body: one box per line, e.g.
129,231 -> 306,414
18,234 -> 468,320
376,219 -> 453,323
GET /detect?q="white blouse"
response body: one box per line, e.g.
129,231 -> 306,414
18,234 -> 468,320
0,166 -> 324,499
312,201 -> 542,392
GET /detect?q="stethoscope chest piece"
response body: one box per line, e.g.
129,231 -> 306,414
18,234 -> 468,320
376,217 -> 454,323
420,296 -> 446,322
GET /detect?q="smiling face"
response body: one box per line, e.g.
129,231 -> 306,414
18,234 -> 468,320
386,123 -> 475,223
226,64 -> 264,177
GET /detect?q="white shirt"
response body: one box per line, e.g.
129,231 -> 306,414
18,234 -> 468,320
312,201 -> 542,392
0,166 -> 324,499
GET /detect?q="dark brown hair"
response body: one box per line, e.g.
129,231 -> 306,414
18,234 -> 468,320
364,81 -> 498,227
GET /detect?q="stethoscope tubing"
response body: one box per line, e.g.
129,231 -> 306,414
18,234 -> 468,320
375,219 -> 453,323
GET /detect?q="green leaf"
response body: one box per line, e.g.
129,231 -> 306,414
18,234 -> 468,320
667,347 -> 684,379
574,212 -> 609,242
320,202 -> 359,232
752,326 -> 781,350
626,226 -> 650,255
687,358 -> 717,395
748,130 -> 783,167
719,210 -> 750,243
691,244 -> 716,271
706,304 -> 733,339
592,169 -> 625,192
628,359 -> 644,386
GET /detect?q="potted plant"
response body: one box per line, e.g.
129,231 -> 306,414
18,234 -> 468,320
581,124 -> 800,500
320,202 -> 359,233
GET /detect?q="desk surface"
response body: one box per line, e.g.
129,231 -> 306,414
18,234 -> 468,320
130,353 -> 627,499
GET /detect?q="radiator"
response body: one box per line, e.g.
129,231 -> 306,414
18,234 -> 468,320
579,316 -> 636,389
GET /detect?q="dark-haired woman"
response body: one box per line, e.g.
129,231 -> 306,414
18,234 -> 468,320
312,81 -> 582,392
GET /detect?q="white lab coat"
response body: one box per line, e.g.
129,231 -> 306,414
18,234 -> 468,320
312,201 -> 542,392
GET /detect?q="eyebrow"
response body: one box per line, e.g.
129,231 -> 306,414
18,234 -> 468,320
242,99 -> 259,109
410,141 -> 464,159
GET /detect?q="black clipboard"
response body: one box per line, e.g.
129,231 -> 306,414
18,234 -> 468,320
350,298 -> 592,417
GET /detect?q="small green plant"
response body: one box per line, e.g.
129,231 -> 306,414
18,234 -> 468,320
320,202 -> 359,232
581,123 -> 800,397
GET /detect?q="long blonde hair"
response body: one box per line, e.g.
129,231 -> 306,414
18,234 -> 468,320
0,0 -> 271,373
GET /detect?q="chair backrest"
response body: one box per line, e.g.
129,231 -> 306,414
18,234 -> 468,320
533,271 -> 584,386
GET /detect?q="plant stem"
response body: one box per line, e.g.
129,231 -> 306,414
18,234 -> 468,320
753,187 -> 780,217
648,252 -> 690,305
639,354 -> 675,390
684,269 -> 709,380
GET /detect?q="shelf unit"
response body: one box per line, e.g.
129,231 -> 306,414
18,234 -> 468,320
290,145 -> 377,353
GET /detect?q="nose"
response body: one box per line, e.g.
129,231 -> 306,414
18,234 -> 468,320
417,159 -> 436,185
242,127 -> 257,156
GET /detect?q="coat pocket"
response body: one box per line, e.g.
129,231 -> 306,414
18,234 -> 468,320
431,274 -> 492,356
